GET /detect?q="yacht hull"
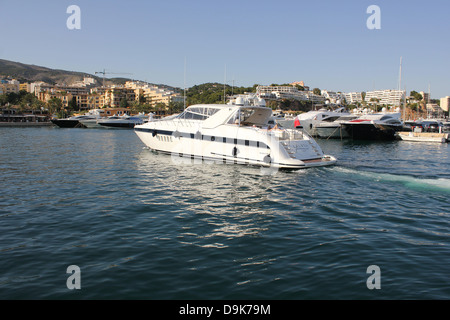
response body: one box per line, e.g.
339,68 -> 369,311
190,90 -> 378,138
342,123 -> 400,140
51,119 -> 82,128
135,126 -> 336,169
98,122 -> 137,128
315,125 -> 350,139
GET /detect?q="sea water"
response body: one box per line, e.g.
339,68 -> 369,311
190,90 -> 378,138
0,127 -> 449,299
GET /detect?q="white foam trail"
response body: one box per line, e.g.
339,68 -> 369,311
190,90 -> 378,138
333,167 -> 450,193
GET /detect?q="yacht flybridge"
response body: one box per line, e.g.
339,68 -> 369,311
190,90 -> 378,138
134,95 -> 337,169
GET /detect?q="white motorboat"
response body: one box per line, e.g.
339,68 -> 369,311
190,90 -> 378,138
97,115 -> 145,129
340,112 -> 403,140
293,107 -> 352,136
80,112 -> 152,129
51,109 -> 103,128
397,131 -> 449,143
134,95 -> 337,170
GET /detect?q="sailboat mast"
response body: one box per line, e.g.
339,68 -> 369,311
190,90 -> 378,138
398,56 -> 404,119
184,57 -> 187,111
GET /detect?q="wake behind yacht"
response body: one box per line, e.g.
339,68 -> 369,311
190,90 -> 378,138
134,95 -> 337,169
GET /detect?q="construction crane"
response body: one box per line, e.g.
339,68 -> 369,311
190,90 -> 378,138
95,69 -> 133,87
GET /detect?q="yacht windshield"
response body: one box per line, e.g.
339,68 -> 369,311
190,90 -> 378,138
178,107 -> 220,120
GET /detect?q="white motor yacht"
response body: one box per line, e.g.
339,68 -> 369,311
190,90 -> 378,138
51,109 -> 103,128
293,107 -> 352,136
134,95 -> 337,170
97,115 -> 145,129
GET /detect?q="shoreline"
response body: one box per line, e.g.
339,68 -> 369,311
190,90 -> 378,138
0,122 -> 53,127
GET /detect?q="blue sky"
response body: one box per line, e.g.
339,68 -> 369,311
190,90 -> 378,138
1,0 -> 449,98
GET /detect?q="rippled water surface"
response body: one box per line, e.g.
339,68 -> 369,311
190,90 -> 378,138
0,127 -> 449,299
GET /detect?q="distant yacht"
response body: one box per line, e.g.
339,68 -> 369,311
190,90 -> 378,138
293,106 -> 352,136
341,112 -> 403,140
51,110 -> 102,128
97,115 -> 146,129
134,95 -> 337,169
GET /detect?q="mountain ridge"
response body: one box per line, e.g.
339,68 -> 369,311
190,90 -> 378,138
0,59 -> 133,86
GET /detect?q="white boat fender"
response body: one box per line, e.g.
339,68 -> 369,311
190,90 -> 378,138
263,155 -> 271,164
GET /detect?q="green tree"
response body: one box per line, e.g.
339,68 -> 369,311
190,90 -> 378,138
47,97 -> 63,116
313,88 -> 321,95
410,91 -> 423,101
119,97 -> 129,108
68,96 -> 77,111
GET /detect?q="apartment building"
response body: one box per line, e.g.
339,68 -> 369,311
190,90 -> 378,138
0,79 -> 20,94
37,91 -> 73,108
365,89 -> 405,106
289,81 -> 310,91
104,86 -> 136,107
426,103 -> 445,119
344,92 -> 363,104
76,93 -> 105,110
256,85 -> 324,103
321,90 -> 345,104
143,86 -> 183,107
439,96 -> 449,112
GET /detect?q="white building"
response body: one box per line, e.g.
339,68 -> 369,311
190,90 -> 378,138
256,85 -> 324,103
321,90 -> 345,104
0,79 -> 20,94
439,96 -> 449,112
343,92 -> 363,104
72,77 -> 97,87
420,91 -> 430,103
426,103 -> 445,119
365,89 -> 405,106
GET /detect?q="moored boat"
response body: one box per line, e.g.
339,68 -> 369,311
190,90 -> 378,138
97,115 -> 145,128
314,115 -> 358,139
397,131 -> 449,143
341,112 -> 403,140
51,114 -> 100,128
292,106 -> 352,136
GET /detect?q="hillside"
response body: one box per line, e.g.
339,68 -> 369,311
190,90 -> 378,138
0,59 -> 130,86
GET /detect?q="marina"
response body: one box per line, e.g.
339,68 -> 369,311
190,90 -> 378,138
0,126 -> 449,299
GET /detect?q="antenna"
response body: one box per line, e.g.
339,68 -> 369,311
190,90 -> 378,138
398,56 -> 403,111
